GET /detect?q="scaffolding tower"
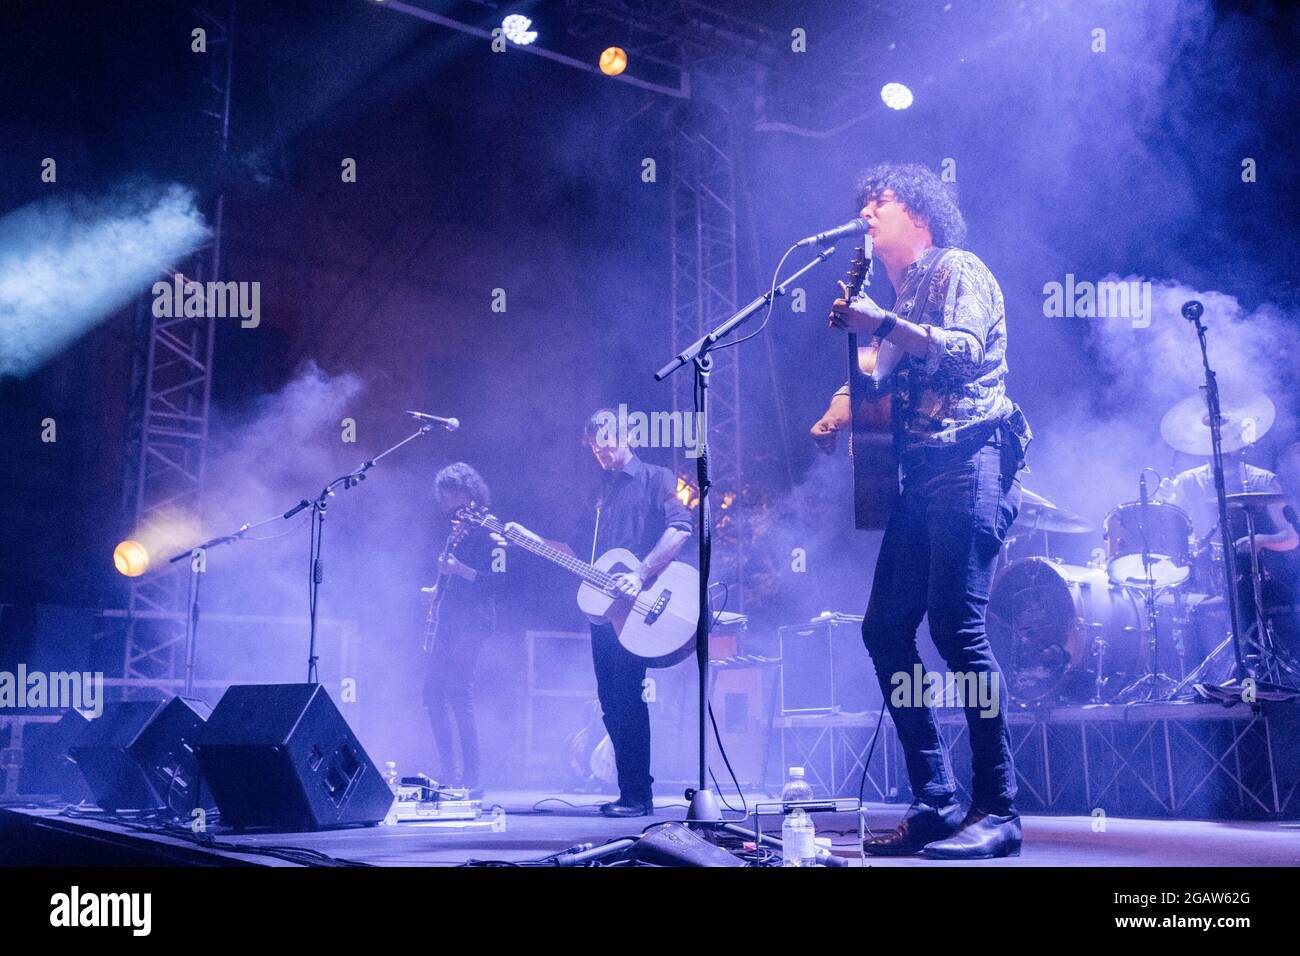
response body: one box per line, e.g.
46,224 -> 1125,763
117,3 -> 235,695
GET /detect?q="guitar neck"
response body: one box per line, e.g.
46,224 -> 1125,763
479,516 -> 615,590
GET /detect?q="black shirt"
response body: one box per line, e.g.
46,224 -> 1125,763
575,455 -> 693,563
435,523 -> 503,632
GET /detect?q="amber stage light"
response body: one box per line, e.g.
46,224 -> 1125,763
599,47 -> 628,77
113,539 -> 150,577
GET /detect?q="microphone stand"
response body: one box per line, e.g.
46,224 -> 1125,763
167,511 -> 285,698
655,243 -> 839,824
1184,301 -> 1248,684
283,423 -> 438,684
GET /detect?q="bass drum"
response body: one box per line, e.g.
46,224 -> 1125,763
987,558 -> 1145,703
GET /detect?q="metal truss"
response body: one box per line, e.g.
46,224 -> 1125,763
934,704 -> 1292,820
775,712 -> 899,801
776,703 -> 1299,819
564,0 -> 780,69
668,99 -> 747,606
118,3 -> 235,694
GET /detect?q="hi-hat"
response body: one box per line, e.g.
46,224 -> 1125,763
1160,392 -> 1275,456
1224,491 -> 1287,511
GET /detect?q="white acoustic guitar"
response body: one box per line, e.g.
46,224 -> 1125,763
456,505 -> 698,667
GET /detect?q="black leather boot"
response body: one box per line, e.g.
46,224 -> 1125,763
922,809 -> 1021,859
863,799 -> 964,856
599,797 -> 654,817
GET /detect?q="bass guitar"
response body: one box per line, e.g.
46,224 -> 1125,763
421,515 -> 474,652
455,505 -> 698,667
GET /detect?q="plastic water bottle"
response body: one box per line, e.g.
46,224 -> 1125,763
780,766 -> 814,803
383,761 -> 400,793
781,808 -> 816,867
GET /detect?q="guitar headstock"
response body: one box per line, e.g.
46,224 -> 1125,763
840,242 -> 873,301
453,503 -> 492,531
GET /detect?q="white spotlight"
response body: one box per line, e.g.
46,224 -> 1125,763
501,14 -> 538,45
881,82 -> 914,110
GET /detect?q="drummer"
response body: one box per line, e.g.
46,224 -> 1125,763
1155,458 -> 1298,558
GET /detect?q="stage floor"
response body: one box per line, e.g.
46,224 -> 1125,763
4,791 -> 1298,867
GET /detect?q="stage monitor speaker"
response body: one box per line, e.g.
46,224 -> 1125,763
11,709 -> 92,801
195,683 -> 392,832
69,697 -> 211,812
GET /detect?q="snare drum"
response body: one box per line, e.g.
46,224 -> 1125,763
1103,501 -> 1193,589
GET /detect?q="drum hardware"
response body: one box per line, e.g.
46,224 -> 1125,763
1236,493 -> 1274,678
1227,494 -> 1300,687
1089,631 -> 1109,704
1111,470 -> 1180,703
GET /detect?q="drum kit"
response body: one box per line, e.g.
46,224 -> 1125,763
987,391 -> 1300,707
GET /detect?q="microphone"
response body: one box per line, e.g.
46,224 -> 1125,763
1181,300 -> 1204,322
795,218 -> 869,248
406,410 -> 460,431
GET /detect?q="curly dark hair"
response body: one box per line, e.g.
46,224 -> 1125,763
855,163 -> 967,249
434,461 -> 490,508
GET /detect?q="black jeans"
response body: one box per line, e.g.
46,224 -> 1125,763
862,439 -> 1022,814
423,625 -> 488,787
590,622 -> 653,802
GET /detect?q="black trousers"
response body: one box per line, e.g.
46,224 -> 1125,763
862,439 -> 1022,814
422,623 -> 488,787
590,622 -> 653,802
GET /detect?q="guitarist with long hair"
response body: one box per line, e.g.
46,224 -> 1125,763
809,163 -> 1032,859
423,462 -> 505,799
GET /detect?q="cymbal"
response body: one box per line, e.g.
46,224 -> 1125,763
1160,392 -> 1275,455
1014,486 -> 1096,534
1224,491 -> 1287,510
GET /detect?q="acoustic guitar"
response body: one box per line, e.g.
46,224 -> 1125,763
455,505 -> 698,667
841,242 -> 903,528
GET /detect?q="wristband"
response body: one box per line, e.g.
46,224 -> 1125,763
875,311 -> 899,340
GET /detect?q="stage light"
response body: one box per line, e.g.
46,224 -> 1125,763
113,540 -> 150,577
881,82 -> 914,110
599,47 -> 628,76
501,14 -> 537,45
0,184 -> 206,378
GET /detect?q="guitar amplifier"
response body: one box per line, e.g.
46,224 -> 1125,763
778,614 -> 878,715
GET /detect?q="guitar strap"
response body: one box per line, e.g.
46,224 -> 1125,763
887,247 -> 954,456
868,246 -> 953,388
902,246 -> 953,329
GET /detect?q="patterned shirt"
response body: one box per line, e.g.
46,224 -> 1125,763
837,246 -> 1031,462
